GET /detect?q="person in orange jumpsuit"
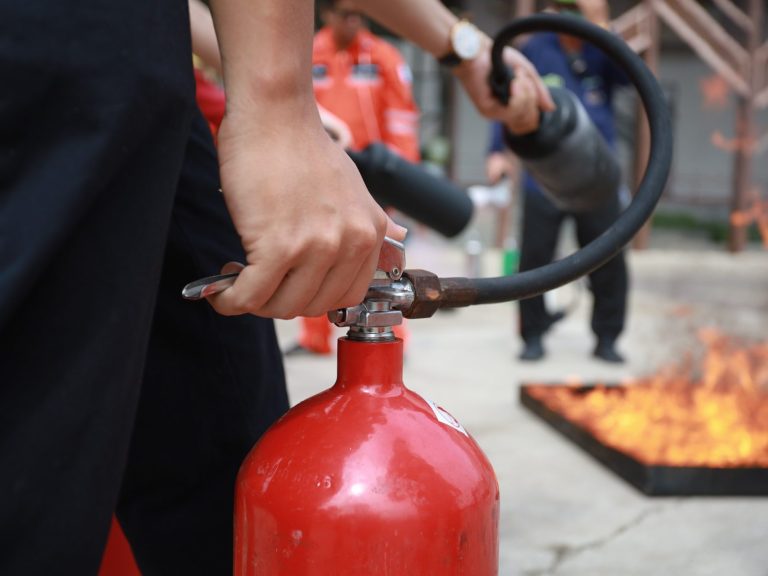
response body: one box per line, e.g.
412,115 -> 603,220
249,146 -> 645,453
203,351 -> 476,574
291,0 -> 420,355
312,0 -> 420,161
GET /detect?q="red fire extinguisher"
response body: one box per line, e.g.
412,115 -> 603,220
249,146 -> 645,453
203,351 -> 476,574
181,12 -> 672,573
232,240 -> 499,574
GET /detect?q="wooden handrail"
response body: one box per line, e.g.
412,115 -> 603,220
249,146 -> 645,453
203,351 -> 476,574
652,0 -> 749,95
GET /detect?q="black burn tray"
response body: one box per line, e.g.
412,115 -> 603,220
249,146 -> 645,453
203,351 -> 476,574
520,384 -> 768,497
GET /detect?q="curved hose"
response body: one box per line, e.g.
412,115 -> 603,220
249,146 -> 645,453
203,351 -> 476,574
441,14 -> 672,305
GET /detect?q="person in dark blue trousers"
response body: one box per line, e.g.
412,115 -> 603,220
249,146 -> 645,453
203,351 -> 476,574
491,0 -> 629,363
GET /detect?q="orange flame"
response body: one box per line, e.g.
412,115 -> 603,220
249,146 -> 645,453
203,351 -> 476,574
527,330 -> 768,467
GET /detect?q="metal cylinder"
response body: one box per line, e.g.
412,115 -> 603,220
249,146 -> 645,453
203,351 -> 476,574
502,87 -> 622,213
234,337 -> 500,575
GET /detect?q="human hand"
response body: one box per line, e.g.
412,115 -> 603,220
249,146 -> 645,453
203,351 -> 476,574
485,152 -> 514,185
210,107 -> 406,319
453,36 -> 555,135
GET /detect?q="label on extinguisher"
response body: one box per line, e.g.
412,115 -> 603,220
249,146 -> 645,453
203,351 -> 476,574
425,398 -> 469,437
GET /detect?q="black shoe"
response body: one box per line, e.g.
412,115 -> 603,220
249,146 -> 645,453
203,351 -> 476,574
283,342 -> 313,357
519,336 -> 545,361
593,339 -> 625,363
543,310 -> 566,331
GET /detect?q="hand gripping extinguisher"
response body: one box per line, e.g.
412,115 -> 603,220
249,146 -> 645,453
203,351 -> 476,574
251,240 -> 501,574
182,13 -> 672,576
184,240 -> 501,574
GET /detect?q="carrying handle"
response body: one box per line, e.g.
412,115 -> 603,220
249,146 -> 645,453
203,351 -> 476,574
182,237 -> 405,301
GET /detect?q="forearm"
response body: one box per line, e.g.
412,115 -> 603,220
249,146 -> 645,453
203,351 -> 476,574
189,0 -> 222,74
208,0 -> 316,118
351,0 -> 457,58
352,0 -> 552,129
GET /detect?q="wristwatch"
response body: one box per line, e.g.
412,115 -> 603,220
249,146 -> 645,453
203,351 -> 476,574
438,19 -> 483,68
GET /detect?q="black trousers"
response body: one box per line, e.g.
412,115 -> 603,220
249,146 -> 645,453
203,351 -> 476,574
518,188 -> 628,342
0,2 -> 288,573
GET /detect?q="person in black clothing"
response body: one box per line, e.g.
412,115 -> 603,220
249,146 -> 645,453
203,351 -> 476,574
0,0 -> 552,573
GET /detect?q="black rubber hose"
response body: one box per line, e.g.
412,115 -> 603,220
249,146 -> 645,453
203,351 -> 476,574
441,14 -> 672,305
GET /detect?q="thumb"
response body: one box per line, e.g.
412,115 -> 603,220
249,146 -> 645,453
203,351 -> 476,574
385,217 -> 408,243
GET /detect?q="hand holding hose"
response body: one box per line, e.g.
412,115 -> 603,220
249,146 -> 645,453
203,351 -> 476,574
453,35 -> 555,135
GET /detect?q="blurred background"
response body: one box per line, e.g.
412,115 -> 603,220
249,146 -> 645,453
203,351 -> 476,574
369,0 -> 768,252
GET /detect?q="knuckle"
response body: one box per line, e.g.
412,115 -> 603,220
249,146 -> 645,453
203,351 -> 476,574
304,304 -> 330,318
236,291 -> 268,316
278,238 -> 306,264
276,309 -> 299,321
260,299 -> 298,320
347,224 -> 379,256
365,211 -> 388,240
314,230 -> 342,258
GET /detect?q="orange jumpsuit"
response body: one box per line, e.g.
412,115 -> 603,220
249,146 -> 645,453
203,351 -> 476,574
312,27 -> 420,162
297,27 -> 419,354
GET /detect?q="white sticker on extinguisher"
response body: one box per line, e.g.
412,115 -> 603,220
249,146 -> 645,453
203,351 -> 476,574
425,399 -> 468,437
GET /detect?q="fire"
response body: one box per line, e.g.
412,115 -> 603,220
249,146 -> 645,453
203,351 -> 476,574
526,329 -> 768,467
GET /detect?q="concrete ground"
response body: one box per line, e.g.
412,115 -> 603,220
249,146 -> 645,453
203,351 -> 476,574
275,228 -> 768,576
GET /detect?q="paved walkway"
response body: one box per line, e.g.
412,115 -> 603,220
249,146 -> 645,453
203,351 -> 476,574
275,230 -> 768,576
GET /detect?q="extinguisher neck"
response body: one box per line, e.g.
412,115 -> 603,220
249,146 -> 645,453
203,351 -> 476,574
335,337 -> 404,394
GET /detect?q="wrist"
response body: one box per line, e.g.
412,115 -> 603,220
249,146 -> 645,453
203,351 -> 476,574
451,34 -> 490,79
225,74 -> 316,122
221,96 -> 324,151
438,19 -> 484,70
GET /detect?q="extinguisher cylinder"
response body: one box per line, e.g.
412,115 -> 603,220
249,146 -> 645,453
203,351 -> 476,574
235,337 -> 500,575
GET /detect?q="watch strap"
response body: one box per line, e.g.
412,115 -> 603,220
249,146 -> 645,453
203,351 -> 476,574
438,51 -> 463,68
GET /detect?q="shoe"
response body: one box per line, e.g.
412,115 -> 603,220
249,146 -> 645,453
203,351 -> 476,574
283,342 -> 324,357
593,339 -> 625,363
543,310 -> 566,331
519,336 -> 545,361
283,342 -> 310,357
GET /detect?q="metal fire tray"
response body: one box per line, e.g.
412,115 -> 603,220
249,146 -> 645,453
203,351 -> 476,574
519,384 -> 768,497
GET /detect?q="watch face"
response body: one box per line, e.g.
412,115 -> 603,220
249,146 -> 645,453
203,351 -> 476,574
453,22 -> 481,60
